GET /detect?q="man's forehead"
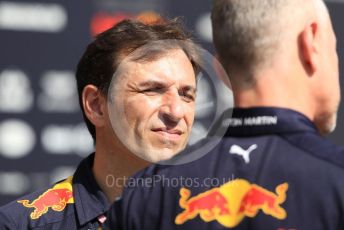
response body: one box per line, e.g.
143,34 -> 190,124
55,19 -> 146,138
118,50 -> 194,76
129,48 -> 187,64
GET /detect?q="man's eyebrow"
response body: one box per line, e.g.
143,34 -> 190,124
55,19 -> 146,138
137,80 -> 197,93
137,80 -> 166,88
181,85 -> 197,94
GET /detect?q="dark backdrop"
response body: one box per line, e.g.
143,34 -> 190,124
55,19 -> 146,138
0,0 -> 343,205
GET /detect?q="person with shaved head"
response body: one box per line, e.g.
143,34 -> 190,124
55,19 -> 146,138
107,1 -> 344,229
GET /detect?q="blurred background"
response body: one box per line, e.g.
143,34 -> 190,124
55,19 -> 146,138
0,0 -> 343,205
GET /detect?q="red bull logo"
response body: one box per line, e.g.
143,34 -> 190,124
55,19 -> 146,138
175,179 -> 288,228
18,176 -> 74,220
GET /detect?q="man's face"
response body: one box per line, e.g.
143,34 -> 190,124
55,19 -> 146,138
315,14 -> 340,134
108,49 -> 196,162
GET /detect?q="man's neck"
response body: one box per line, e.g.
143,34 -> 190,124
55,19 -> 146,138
92,148 -> 149,203
233,71 -> 315,122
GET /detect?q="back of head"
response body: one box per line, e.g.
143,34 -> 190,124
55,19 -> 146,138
211,0 -> 327,86
212,0 -> 340,135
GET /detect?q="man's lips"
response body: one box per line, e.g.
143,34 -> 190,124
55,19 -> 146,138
152,128 -> 183,134
151,128 -> 184,140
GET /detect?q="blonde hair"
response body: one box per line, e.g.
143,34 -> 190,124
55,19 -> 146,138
211,0 -> 327,85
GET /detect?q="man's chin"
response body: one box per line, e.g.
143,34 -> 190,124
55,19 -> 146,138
139,145 -> 185,163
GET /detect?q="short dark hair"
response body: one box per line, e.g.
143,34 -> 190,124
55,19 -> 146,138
76,18 -> 201,141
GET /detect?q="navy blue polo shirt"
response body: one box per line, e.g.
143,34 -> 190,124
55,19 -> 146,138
0,153 -> 110,229
107,107 -> 344,230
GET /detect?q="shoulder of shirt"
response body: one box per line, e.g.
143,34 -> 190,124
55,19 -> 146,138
130,133 -> 344,183
279,131 -> 344,170
0,176 -> 75,229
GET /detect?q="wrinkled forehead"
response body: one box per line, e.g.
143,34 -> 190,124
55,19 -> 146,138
129,40 -> 185,63
112,48 -> 197,87
115,39 -> 200,72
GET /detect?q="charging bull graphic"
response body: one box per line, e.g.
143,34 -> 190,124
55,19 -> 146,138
18,176 -> 74,220
175,179 -> 288,228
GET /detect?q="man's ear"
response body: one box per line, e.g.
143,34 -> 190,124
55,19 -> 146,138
299,22 -> 319,75
82,85 -> 106,127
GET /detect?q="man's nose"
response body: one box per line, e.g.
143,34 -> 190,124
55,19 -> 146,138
159,91 -> 185,124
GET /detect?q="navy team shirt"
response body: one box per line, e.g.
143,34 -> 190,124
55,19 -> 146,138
0,153 -> 110,229
107,107 -> 344,230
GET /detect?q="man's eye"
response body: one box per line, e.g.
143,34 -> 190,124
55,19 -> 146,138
142,87 -> 164,95
181,92 -> 195,102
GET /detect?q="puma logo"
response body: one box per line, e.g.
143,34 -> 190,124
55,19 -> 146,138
229,144 -> 257,164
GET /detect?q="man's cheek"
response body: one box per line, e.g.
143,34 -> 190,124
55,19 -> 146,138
186,105 -> 196,123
